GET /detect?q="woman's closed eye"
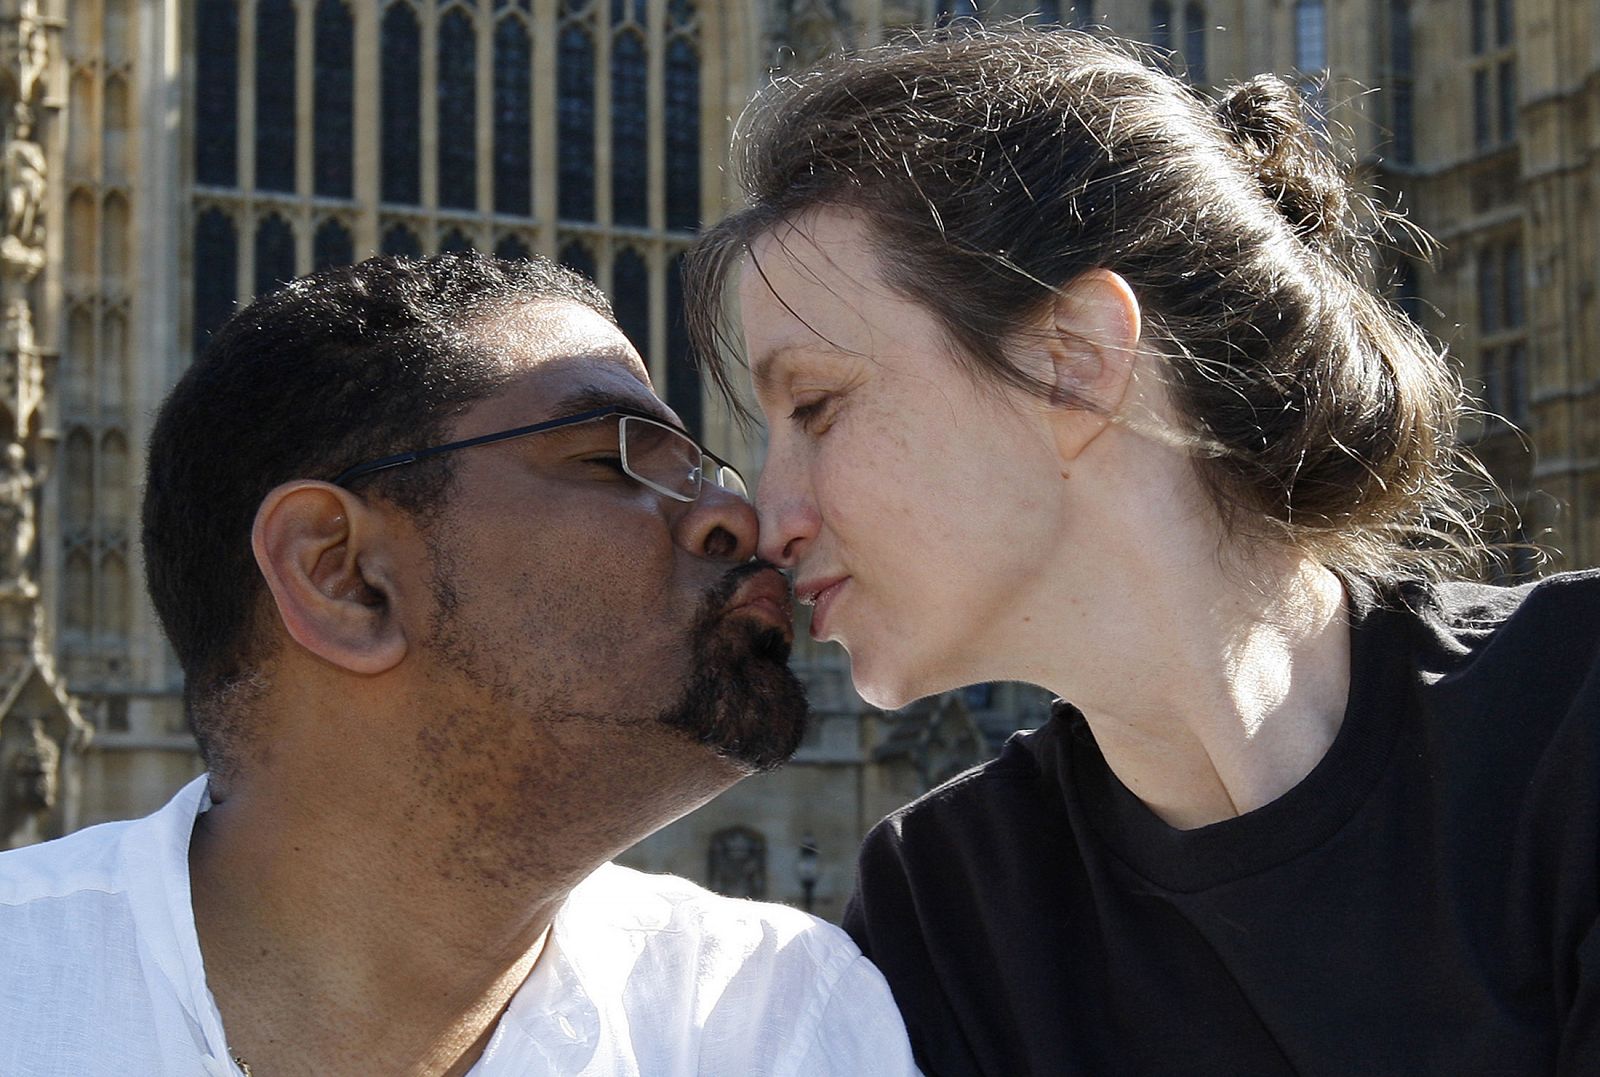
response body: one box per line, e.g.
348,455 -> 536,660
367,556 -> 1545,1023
789,396 -> 838,434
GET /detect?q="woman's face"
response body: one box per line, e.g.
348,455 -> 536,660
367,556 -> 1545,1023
740,209 -> 1074,709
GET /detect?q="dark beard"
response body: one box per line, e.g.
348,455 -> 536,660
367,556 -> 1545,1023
654,561 -> 810,772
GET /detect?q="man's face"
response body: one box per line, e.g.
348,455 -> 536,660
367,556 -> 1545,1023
395,301 -> 807,780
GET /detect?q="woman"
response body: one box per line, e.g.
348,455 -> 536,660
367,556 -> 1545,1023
685,28 -> 1600,1077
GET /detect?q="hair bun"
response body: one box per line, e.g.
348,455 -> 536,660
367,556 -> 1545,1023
1214,75 -> 1351,251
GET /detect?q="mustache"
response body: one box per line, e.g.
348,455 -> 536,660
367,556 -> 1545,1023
700,558 -> 790,617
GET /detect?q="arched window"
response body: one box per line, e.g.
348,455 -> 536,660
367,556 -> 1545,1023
195,0 -> 237,186
1150,0 -> 1173,55
100,312 -> 128,410
100,551 -> 129,638
254,214 -> 296,295
193,207 -> 238,353
105,76 -> 131,180
255,0 -> 296,192
439,227 -> 473,252
493,16 -> 533,216
381,223 -> 423,258
612,248 -> 649,353
495,233 -> 532,261
664,37 -> 699,231
1294,0 -> 1326,73
381,3 -> 422,205
99,431 -> 129,528
437,8 -> 478,211
63,430 -> 93,532
611,29 -> 647,226
313,218 -> 354,269
1184,2 -> 1207,83
315,0 -> 354,198
558,25 -> 596,221
63,549 -> 92,636
559,240 -> 596,281
64,308 -> 93,412
666,253 -> 701,438
102,193 -> 130,283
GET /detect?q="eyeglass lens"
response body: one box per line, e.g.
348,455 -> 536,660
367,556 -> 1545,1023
619,416 -> 747,501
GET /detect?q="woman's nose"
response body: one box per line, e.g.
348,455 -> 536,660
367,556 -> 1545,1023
754,466 -> 819,569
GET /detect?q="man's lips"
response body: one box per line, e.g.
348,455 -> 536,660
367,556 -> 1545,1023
722,567 -> 796,639
795,576 -> 848,640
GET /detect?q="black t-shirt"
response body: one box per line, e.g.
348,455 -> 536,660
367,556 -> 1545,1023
844,573 -> 1600,1076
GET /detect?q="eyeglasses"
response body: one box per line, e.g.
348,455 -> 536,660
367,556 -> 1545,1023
330,404 -> 749,502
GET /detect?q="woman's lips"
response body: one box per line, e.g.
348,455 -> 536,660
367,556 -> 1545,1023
797,577 -> 849,640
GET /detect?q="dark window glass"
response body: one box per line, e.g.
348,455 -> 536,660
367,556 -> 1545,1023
1294,0 -> 1325,71
1035,0 -> 1060,22
612,248 -> 650,356
1184,3 -> 1207,83
1391,81 -> 1414,163
195,0 -> 238,186
1503,243 -> 1524,328
314,0 -> 354,198
1481,347 -> 1503,416
381,223 -> 423,258
254,214 -> 296,295
668,0 -> 694,27
559,240 -> 596,281
611,31 -> 648,227
1472,68 -> 1490,150
934,0 -> 979,28
665,38 -> 700,231
438,10 -> 478,211
495,233 -> 532,260
1389,0 -> 1413,164
312,218 -> 354,270
440,228 -> 473,252
1478,247 -> 1501,333
193,208 -> 237,354
1494,0 -> 1513,46
558,26 -> 596,221
1497,59 -> 1516,142
1471,0 -> 1487,53
255,0 -> 296,192
1390,0 -> 1412,70
1505,341 -> 1526,421
381,4 -> 422,205
1150,0 -> 1173,53
1396,260 -> 1423,324
1073,0 -> 1093,25
493,17 -> 533,216
666,253 -> 701,439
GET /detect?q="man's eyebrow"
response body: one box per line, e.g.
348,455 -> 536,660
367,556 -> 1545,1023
548,385 -> 677,427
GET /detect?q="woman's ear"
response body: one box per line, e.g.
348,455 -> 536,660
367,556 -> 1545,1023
251,481 -> 408,675
1041,269 -> 1142,465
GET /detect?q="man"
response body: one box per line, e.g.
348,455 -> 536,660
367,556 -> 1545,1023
0,255 -> 918,1075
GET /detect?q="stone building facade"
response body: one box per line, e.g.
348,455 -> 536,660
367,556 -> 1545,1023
3,0 -> 1595,916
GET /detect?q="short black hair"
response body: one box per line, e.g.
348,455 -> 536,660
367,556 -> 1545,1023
142,252 -> 614,773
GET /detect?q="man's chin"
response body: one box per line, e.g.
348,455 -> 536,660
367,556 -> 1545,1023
655,621 -> 809,774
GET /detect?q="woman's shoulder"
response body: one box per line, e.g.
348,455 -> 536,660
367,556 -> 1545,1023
1391,568 -> 1600,664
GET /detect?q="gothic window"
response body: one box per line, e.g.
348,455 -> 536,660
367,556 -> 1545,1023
1184,3 -> 1207,84
313,218 -> 354,270
611,29 -> 648,226
1150,0 -> 1173,55
1388,0 -> 1414,164
495,234 -> 532,261
315,0 -> 354,198
437,8 -> 478,210
193,208 -> 238,353
102,194 -> 130,284
63,431 -> 93,533
382,223 -> 423,258
255,0 -> 297,193
664,37 -> 700,231
612,247 -> 650,354
666,253 -> 701,438
99,432 -> 129,530
493,15 -> 533,216
1294,0 -> 1326,73
63,548 -> 92,636
195,0 -> 237,186
559,240 -> 596,281
440,227 -> 474,252
100,552 -> 129,639
382,3 -> 422,205
254,214 -> 297,295
558,24 -> 596,221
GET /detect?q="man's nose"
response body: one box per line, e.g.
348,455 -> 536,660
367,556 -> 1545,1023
674,480 -> 759,561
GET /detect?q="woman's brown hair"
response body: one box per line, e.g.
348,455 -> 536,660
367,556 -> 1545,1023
686,27 -> 1486,583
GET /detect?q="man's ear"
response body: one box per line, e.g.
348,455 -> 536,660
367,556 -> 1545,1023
1040,268 -> 1142,466
251,482 -> 408,675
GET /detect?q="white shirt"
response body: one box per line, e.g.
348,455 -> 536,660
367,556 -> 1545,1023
0,777 -> 920,1076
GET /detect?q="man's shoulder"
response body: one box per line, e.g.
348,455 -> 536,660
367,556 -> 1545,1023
0,813 -> 141,908
570,862 -> 858,964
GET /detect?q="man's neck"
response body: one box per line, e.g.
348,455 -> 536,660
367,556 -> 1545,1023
188,780 -> 567,1076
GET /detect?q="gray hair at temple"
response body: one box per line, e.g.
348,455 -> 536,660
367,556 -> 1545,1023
685,27 -> 1488,584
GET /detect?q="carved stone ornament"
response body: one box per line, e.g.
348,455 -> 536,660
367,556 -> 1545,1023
0,439 -> 34,596
707,825 -> 768,899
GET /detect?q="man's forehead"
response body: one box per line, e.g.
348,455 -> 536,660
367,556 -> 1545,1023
477,299 -> 650,382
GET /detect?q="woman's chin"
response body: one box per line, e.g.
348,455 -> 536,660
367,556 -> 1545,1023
848,650 -> 938,712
